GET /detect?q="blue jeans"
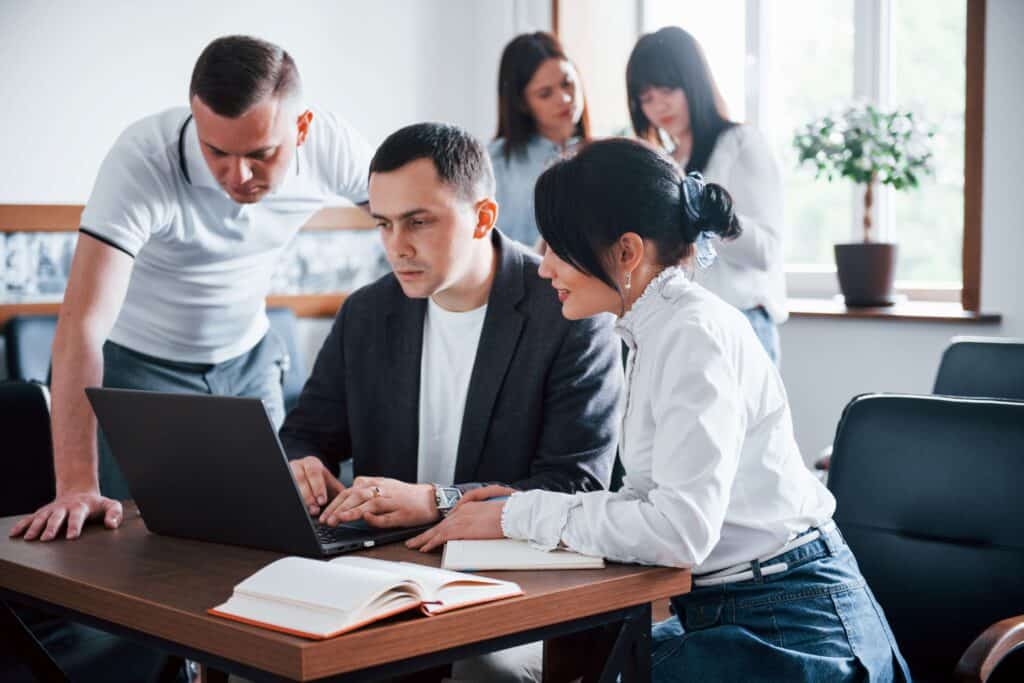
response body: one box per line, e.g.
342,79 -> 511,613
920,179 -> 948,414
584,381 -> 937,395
651,525 -> 911,682
743,306 -> 780,365
97,331 -> 288,500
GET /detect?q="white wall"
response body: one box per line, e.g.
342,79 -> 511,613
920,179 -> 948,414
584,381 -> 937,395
780,0 -> 1024,461
0,0 -> 549,203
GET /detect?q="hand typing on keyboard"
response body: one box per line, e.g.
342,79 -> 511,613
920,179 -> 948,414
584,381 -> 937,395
319,476 -> 441,529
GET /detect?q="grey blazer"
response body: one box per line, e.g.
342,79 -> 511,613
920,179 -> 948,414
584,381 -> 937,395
279,230 -> 622,493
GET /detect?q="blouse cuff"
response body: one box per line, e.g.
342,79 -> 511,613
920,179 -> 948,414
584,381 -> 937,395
500,490 -> 577,551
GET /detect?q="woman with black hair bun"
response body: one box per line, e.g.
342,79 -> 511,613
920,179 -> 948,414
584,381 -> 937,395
627,26 -> 786,363
409,139 -> 909,683
488,31 -> 590,250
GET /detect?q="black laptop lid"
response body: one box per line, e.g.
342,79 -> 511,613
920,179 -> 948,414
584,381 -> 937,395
86,387 -> 323,556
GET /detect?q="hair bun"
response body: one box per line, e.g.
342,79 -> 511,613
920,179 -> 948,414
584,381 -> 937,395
694,183 -> 742,240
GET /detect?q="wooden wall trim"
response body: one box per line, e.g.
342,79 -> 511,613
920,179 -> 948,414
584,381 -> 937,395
0,204 -> 374,233
0,294 -> 347,326
299,206 -> 375,231
0,205 -> 85,232
962,0 -> 986,312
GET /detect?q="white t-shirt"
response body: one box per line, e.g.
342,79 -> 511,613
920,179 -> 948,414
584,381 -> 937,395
80,106 -> 372,363
416,298 -> 488,486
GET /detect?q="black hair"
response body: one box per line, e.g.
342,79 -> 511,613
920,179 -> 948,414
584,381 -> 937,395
534,138 -> 741,293
494,32 -> 591,162
190,35 -> 301,118
369,122 -> 495,200
626,26 -> 736,173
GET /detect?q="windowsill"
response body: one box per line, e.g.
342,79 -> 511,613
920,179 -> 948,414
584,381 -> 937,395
788,297 -> 1001,323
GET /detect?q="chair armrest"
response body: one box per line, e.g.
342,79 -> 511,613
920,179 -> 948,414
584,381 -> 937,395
955,615 -> 1024,682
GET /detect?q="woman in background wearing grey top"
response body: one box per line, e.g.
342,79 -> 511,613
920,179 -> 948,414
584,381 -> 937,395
488,32 -> 590,249
627,27 -> 787,363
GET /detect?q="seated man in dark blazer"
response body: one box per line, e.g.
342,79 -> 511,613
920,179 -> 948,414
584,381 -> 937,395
280,122 -> 622,530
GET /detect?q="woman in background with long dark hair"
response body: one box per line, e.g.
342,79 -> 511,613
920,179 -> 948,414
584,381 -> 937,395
489,32 -> 590,249
627,26 -> 787,363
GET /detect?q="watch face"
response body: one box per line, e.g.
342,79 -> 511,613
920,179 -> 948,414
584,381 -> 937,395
440,488 -> 461,508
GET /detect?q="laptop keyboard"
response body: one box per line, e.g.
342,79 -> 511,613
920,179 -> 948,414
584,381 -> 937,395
314,520 -> 371,546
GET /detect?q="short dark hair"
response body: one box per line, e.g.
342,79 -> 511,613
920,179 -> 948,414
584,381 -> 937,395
626,27 -> 736,173
369,123 -> 495,201
535,138 -> 741,293
494,32 -> 591,162
189,35 -> 301,118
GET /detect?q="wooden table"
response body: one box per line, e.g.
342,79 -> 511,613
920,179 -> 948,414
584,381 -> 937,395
0,508 -> 690,682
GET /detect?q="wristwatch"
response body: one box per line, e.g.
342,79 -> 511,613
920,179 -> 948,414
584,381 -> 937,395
433,485 -> 462,517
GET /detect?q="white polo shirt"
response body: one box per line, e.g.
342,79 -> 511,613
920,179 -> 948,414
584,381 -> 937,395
80,106 -> 372,364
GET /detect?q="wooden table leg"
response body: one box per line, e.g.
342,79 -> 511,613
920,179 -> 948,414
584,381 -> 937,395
543,603 -> 654,683
198,663 -> 229,683
543,624 -> 620,682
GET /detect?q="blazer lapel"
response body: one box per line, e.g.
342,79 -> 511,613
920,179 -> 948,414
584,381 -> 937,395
384,295 -> 426,484
453,232 -> 527,483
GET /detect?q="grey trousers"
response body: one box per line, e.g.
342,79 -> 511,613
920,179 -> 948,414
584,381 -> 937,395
97,331 -> 288,501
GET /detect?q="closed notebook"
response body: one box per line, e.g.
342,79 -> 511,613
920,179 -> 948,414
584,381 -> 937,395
209,556 -> 522,640
442,539 -> 605,571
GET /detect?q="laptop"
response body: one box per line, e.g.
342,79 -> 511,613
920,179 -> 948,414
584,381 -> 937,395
85,387 -> 431,557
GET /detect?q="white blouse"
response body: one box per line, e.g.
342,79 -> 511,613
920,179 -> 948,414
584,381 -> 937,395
693,124 -> 788,324
500,268 -> 834,573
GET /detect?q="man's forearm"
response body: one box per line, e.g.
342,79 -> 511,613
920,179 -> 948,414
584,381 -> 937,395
50,339 -> 105,494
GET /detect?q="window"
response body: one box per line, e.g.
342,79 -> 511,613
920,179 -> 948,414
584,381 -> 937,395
890,0 -> 966,285
761,1 -> 857,275
563,0 -> 974,304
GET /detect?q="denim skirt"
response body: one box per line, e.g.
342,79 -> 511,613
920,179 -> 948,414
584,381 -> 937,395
651,524 -> 912,682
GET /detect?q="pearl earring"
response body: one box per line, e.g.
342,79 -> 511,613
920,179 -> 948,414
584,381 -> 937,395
624,271 -> 632,291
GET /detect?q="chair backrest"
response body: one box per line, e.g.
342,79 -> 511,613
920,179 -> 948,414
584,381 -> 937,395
0,381 -> 56,517
3,314 -> 58,383
266,307 -> 308,413
828,393 -> 1024,680
933,336 -> 1024,399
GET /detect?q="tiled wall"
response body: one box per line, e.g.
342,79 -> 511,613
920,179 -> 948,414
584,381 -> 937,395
1,230 -> 391,302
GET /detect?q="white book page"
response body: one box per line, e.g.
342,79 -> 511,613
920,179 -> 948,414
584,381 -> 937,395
330,557 -> 501,595
442,539 -> 605,571
235,557 -> 421,614
419,580 -> 522,615
330,556 -> 520,609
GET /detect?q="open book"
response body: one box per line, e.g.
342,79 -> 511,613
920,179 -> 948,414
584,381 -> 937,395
442,539 -> 605,571
209,556 -> 522,639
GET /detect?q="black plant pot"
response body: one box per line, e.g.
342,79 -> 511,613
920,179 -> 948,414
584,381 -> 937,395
834,242 -> 898,307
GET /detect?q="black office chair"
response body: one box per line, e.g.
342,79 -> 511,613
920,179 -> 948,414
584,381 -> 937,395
0,381 -> 56,517
828,393 -> 1024,682
816,335 -> 1024,476
3,315 -> 58,383
933,336 -> 1024,399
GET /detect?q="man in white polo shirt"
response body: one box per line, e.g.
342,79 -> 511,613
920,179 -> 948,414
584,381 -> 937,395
11,35 -> 372,545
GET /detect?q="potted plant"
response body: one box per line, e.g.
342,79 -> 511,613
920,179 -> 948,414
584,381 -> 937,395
794,103 -> 934,306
